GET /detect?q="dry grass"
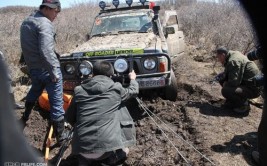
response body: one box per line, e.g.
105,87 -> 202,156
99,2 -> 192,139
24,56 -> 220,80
0,0 -> 257,84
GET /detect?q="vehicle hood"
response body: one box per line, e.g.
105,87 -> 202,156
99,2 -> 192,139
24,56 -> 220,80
70,33 -> 161,53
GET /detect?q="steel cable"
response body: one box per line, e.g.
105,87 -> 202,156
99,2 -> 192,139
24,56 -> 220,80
136,97 -> 190,165
136,97 -> 216,166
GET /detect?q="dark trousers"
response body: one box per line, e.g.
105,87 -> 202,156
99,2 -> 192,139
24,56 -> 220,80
221,85 -> 260,107
258,101 -> 267,166
77,149 -> 127,166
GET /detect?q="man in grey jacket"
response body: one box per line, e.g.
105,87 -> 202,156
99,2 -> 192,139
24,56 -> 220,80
66,60 -> 139,166
20,0 -> 65,143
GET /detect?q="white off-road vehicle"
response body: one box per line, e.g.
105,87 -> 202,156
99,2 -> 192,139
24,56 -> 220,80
60,0 -> 185,101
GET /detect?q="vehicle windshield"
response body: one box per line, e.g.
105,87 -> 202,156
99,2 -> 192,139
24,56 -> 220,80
90,13 -> 152,37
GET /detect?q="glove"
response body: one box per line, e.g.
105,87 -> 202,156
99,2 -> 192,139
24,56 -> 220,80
209,72 -> 225,86
253,74 -> 264,87
215,72 -> 225,81
213,72 -> 226,86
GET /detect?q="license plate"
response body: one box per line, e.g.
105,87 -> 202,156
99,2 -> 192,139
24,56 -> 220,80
137,77 -> 165,88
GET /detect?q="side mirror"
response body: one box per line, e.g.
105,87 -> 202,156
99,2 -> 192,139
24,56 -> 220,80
165,26 -> 175,34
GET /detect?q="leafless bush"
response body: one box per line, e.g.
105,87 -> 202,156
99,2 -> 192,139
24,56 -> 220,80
0,0 -> 258,83
176,0 -> 256,53
54,2 -> 99,54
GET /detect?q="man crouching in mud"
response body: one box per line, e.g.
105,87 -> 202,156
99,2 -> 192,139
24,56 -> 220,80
214,46 -> 261,115
65,60 -> 139,166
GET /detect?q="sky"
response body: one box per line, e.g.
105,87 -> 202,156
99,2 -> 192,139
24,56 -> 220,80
0,0 -> 144,8
0,0 -> 216,9
0,0 -> 89,9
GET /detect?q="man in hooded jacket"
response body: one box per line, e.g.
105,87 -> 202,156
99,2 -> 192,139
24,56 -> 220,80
66,60 -> 139,166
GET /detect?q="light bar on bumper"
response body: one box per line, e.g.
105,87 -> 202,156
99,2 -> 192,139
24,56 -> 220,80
60,53 -> 171,78
79,60 -> 93,76
114,58 -> 128,73
64,64 -> 75,74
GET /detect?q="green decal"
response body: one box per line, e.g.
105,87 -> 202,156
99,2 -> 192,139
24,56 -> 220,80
84,49 -> 143,57
115,48 -> 144,54
85,52 -> 94,56
95,50 -> 115,56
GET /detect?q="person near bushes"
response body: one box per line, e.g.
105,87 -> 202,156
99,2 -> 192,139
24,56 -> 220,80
214,46 -> 261,115
20,0 -> 65,144
65,60 -> 139,166
0,50 -> 24,109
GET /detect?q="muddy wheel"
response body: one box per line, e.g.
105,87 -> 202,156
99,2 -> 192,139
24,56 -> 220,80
163,70 -> 178,101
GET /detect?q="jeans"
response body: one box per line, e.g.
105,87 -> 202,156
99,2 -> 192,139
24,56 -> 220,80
26,67 -> 64,121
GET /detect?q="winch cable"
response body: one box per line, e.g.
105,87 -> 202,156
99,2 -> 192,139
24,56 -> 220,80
136,97 -> 216,166
136,97 -> 190,165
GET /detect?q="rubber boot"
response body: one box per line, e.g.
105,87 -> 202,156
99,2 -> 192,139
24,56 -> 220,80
20,101 -> 35,127
22,101 -> 35,120
52,118 -> 65,145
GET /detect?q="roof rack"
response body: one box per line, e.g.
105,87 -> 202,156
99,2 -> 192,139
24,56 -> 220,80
100,4 -> 151,13
99,0 -> 158,13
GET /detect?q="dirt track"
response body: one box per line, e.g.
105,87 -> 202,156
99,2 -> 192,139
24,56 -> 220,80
15,45 -> 263,166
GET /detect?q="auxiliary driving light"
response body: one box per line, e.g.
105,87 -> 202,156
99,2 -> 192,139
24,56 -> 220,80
144,58 -> 156,70
112,0 -> 120,8
99,1 -> 106,10
114,58 -> 128,73
79,60 -> 93,76
126,0 -> 133,6
65,64 -> 75,74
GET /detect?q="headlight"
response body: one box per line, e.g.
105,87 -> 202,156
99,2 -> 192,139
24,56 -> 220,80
144,58 -> 156,70
79,61 -> 93,76
65,64 -> 75,74
114,58 -> 128,73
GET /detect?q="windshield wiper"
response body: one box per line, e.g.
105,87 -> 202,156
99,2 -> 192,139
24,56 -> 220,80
91,31 -> 118,37
117,30 -> 139,34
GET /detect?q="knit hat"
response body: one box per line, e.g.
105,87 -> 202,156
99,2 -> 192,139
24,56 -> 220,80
93,60 -> 114,77
215,46 -> 228,55
40,0 -> 61,10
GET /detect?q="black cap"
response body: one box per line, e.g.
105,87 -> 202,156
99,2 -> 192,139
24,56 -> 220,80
215,46 -> 228,55
93,60 -> 114,77
40,0 -> 61,10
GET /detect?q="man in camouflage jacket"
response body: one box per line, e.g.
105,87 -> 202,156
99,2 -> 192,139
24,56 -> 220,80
215,46 -> 261,114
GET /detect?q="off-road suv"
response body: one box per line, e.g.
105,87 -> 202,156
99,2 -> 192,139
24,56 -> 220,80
60,0 -> 185,101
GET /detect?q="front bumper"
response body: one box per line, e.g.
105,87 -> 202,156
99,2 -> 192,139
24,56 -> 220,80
60,53 -> 172,90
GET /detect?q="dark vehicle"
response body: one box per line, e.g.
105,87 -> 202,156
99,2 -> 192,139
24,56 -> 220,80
60,0 -> 185,101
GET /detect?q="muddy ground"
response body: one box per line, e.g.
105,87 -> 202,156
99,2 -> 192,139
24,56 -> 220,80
14,45 -> 263,166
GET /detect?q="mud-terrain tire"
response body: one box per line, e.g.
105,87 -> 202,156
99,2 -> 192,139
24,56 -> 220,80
164,70 -> 178,101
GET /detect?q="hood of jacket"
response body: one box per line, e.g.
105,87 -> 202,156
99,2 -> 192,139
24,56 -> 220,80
81,75 -> 114,95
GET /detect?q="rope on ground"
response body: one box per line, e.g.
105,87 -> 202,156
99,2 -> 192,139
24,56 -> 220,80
136,97 -> 216,166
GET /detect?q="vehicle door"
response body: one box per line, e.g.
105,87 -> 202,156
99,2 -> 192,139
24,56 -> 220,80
162,10 -> 185,57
